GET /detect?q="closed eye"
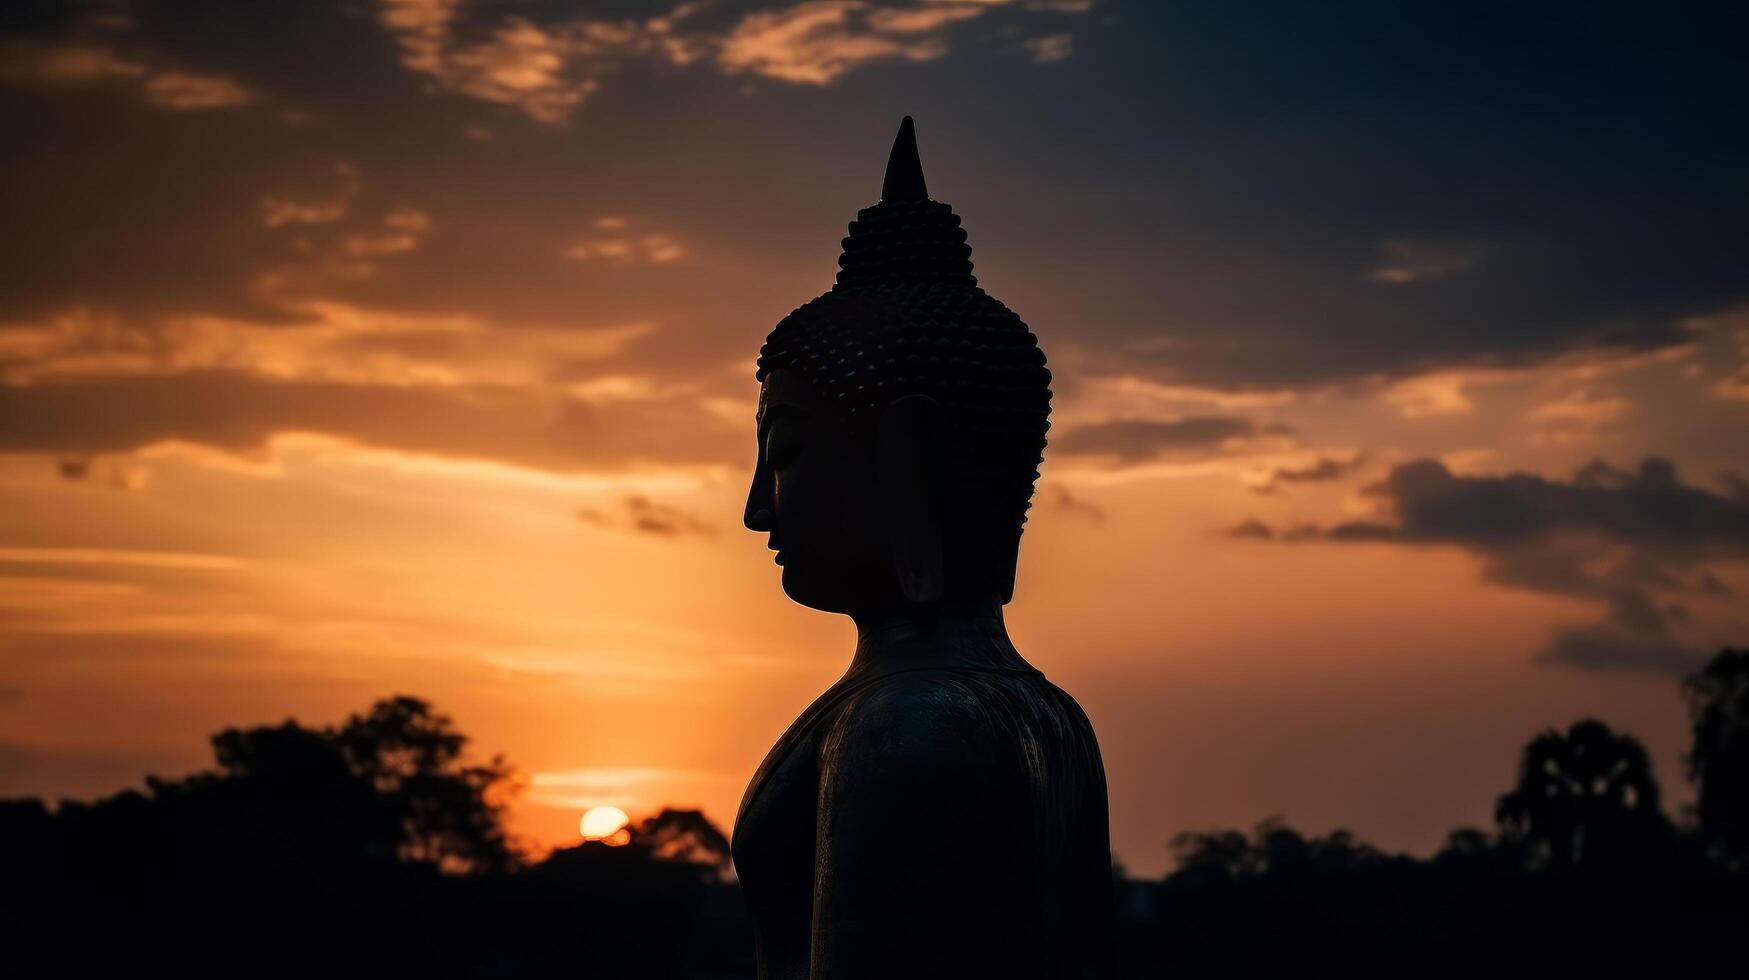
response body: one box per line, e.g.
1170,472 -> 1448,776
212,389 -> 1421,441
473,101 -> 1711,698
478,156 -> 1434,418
760,406 -> 808,469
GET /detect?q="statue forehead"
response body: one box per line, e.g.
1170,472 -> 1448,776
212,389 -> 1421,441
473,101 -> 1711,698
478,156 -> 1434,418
756,368 -> 825,423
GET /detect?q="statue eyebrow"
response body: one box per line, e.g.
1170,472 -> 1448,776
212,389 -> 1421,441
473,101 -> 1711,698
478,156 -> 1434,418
756,403 -> 809,441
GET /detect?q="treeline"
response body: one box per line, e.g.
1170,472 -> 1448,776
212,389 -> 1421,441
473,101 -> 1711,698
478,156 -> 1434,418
3,652 -> 1746,978
1121,648 -> 1749,976
0,696 -> 751,978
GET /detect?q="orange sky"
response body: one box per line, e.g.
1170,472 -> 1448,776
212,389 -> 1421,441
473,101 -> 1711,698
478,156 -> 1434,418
2,1 -> 1747,876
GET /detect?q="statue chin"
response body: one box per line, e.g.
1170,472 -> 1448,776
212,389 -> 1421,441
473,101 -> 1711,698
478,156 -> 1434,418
778,551 -> 903,618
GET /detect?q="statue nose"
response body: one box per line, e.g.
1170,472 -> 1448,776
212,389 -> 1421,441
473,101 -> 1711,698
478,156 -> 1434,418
747,507 -> 774,532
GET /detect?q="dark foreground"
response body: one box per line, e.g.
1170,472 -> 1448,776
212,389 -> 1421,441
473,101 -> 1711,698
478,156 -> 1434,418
5,649 -> 1747,978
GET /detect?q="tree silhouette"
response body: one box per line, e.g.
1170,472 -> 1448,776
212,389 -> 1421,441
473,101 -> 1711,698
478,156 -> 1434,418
331,695 -> 517,873
633,807 -> 733,874
1495,718 -> 1671,869
1685,648 -> 1749,868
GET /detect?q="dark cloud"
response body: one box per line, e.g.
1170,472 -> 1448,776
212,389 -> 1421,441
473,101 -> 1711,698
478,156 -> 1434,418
0,0 -> 1740,400
1251,454 -> 1362,494
1054,416 -> 1291,464
1271,457 -> 1749,674
1534,591 -> 1707,677
1324,458 -> 1749,559
0,370 -> 739,471
1225,518 -> 1318,542
1005,2 -> 1749,388
578,495 -> 714,537
1724,472 -> 1749,505
1226,519 -> 1273,540
1041,485 -> 1105,522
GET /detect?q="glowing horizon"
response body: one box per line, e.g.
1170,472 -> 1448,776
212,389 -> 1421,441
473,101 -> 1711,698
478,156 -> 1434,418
3,1 -> 1747,876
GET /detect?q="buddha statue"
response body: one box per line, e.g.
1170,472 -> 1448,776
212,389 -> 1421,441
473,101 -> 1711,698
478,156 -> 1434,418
732,118 -> 1116,979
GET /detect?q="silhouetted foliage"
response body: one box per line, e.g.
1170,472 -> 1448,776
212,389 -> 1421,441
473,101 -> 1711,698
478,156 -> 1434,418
634,806 -> 734,874
0,696 -> 744,979
7,654 -> 1749,978
1686,648 -> 1749,868
330,695 -> 517,872
1495,718 -> 1673,869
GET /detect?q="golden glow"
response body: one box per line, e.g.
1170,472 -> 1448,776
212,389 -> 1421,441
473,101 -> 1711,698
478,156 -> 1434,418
2,5 -> 1743,882
579,805 -> 632,844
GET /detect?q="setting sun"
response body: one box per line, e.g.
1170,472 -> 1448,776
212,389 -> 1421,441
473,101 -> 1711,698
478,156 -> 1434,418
580,805 -> 632,845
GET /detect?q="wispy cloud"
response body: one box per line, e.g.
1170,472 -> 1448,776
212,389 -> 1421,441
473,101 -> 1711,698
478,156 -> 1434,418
259,163 -> 362,229
577,495 -> 715,537
563,217 -> 685,265
0,40 -> 254,111
1368,238 -> 1484,285
375,0 -> 1091,120
1251,458 -> 1749,675
375,0 -> 671,124
1247,453 -> 1364,494
0,547 -> 247,571
1055,416 -> 1295,465
1023,33 -> 1074,63
718,1 -> 986,84
527,766 -> 738,811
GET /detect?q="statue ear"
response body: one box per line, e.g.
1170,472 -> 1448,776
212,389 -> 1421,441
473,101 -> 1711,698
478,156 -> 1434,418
878,395 -> 945,605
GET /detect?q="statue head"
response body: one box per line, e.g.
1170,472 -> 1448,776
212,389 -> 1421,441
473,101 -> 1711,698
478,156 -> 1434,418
744,118 -> 1052,618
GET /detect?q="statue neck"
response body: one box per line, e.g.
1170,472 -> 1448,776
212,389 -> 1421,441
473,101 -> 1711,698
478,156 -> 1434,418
847,603 -> 1032,674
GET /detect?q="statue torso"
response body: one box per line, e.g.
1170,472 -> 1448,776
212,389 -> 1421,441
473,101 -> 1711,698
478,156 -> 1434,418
731,640 -> 1116,980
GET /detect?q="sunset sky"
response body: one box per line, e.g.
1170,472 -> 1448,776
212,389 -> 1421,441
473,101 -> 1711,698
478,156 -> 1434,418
2,0 -> 1747,876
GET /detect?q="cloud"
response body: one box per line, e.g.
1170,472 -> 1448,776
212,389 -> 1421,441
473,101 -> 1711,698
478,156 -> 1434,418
1249,454 -> 1362,494
527,765 -> 738,810
53,456 -> 150,491
1273,458 -> 1749,674
1323,458 -> 1749,558
1023,33 -> 1074,64
375,0 -> 652,124
1224,519 -> 1318,542
1226,518 -> 1273,540
1040,484 -> 1105,521
577,495 -> 716,537
1533,591 -> 1709,676
1525,389 -> 1632,426
342,208 -> 436,258
0,303 -> 641,390
0,547 -> 247,572
1382,370 -> 1496,418
0,368 -> 738,473
866,4 -> 991,35
0,40 -> 253,111
374,0 -> 1086,119
139,70 -> 252,110
1054,416 -> 1294,464
1042,5 -> 1749,391
718,1 -> 955,85
259,164 -> 362,229
1368,239 -> 1483,285
0,289 -> 756,475
1716,321 -> 1749,401
564,224 -> 685,266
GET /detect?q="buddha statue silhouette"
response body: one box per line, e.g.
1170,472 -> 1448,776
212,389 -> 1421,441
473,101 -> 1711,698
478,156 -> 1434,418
733,118 -> 1116,979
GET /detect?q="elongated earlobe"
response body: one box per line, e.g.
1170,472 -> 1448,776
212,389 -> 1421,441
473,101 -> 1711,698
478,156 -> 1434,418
878,395 -> 945,604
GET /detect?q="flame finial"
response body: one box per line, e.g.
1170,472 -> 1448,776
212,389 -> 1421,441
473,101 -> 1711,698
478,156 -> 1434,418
880,116 -> 928,202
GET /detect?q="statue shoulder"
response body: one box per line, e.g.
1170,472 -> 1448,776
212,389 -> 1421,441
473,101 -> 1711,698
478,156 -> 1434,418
816,670 -> 1029,780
